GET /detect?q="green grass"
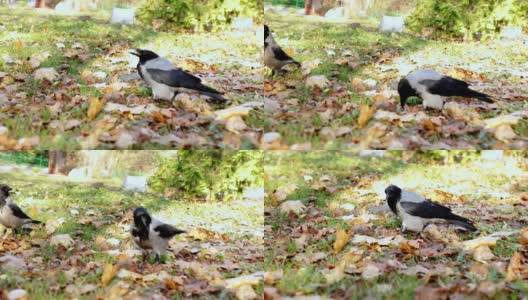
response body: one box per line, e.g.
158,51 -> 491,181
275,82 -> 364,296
264,152 -> 528,298
0,169 -> 263,299
264,12 -> 528,149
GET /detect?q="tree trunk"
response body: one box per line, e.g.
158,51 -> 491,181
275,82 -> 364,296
48,151 -> 67,175
305,0 -> 322,15
35,0 -> 44,8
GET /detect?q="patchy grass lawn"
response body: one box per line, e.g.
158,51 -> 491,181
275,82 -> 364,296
0,167 -> 263,299
264,11 -> 528,150
0,7 -> 263,150
264,151 -> 528,299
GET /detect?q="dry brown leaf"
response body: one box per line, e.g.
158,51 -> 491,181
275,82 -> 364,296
101,263 -> 120,287
151,111 -> 166,123
505,252 -> 522,281
333,228 -> 353,254
357,104 -> 376,128
87,97 -> 106,121
519,228 -> 528,246
473,245 -> 495,263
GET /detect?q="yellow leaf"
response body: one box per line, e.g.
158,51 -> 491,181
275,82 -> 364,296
506,252 -> 522,281
29,207 -> 38,217
15,40 -> 24,51
333,228 -> 353,254
101,263 -> 120,287
357,104 -> 376,128
87,97 -> 106,121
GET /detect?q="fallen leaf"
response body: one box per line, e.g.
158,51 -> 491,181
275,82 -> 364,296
361,264 -> 380,280
505,252 -> 522,281
473,245 -> 495,263
87,97 -> 106,121
357,104 -> 376,128
333,228 -> 353,254
225,273 -> 262,288
225,116 -> 247,133
235,284 -> 257,300
50,234 -> 74,248
279,200 -> 306,215
0,255 -> 26,271
101,263 -> 120,287
306,75 -> 330,89
34,67 -> 59,82
463,231 -> 517,250
519,228 -> 528,246
273,183 -> 297,202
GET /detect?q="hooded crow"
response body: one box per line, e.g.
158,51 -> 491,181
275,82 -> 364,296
385,185 -> 477,233
130,49 -> 227,103
131,207 -> 185,263
0,184 -> 41,237
264,25 -> 301,74
398,69 -> 493,110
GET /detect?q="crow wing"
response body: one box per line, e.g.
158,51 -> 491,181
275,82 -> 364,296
400,200 -> 453,220
272,46 -> 294,62
8,203 -> 32,220
420,76 -> 469,97
154,224 -> 185,239
147,68 -> 202,88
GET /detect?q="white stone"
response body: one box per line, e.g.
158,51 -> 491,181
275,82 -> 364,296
7,289 -> 27,300
380,16 -> 405,33
500,26 -> 523,40
68,167 -> 92,179
231,17 -> 253,30
110,8 -> 135,25
123,175 -> 147,192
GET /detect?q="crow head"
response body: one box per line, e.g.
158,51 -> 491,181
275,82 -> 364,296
385,185 -> 402,214
133,207 -> 152,240
397,78 -> 417,108
130,49 -> 160,64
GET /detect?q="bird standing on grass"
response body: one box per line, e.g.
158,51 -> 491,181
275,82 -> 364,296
264,25 -> 301,74
385,185 -> 477,233
131,207 -> 186,264
130,49 -> 227,103
398,69 -> 493,110
0,184 -> 41,237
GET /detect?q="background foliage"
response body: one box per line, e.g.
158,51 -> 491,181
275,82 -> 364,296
149,150 -> 263,201
407,0 -> 528,40
137,0 -> 263,32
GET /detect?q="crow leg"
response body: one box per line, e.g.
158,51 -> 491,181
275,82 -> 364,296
155,253 -> 162,264
1,228 -> 6,238
171,91 -> 179,102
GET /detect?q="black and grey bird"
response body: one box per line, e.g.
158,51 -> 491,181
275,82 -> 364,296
0,184 -> 41,237
398,69 -> 493,110
385,185 -> 477,233
131,207 -> 186,263
130,49 -> 227,103
264,25 -> 301,74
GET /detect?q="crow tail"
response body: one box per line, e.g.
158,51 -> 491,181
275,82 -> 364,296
465,89 -> 493,103
447,214 -> 477,231
200,91 -> 227,103
195,84 -> 227,103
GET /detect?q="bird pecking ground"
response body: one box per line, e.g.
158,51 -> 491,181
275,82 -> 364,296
264,12 -> 528,150
0,166 -> 264,299
264,151 -> 528,299
0,7 -> 263,150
